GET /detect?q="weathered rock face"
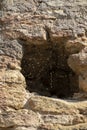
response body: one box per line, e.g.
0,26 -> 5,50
0,0 -> 87,130
68,47 -> 87,93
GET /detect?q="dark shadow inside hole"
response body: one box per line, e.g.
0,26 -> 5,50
19,39 -> 79,99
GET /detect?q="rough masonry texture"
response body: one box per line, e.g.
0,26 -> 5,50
0,0 -> 87,130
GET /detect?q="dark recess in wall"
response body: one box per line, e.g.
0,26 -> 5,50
19,39 -> 79,98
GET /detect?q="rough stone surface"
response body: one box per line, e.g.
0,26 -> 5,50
68,47 -> 87,93
0,0 -> 87,130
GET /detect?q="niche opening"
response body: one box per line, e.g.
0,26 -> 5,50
20,40 -> 79,98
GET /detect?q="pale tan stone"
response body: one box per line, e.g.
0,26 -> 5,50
0,0 -> 87,129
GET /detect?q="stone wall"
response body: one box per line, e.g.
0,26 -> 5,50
0,0 -> 87,130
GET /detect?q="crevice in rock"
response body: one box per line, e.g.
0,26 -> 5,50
19,39 -> 79,99
44,26 -> 51,43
